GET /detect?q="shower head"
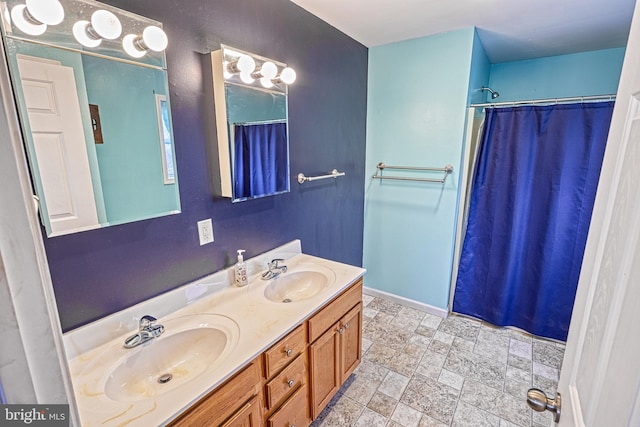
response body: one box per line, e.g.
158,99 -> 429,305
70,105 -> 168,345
481,86 -> 500,99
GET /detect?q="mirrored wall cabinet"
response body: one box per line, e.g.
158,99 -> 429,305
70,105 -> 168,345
210,45 -> 296,203
0,0 -> 180,236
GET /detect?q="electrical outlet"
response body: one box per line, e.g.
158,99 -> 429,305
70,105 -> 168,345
197,219 -> 214,245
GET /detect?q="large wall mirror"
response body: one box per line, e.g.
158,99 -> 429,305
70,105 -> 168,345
211,46 -> 295,203
0,0 -> 180,236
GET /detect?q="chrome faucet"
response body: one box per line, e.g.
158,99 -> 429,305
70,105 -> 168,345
261,258 -> 288,280
123,315 -> 165,348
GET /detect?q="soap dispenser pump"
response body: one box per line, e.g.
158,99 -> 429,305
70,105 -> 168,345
235,249 -> 248,287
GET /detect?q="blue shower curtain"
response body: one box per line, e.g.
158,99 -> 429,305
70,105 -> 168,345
452,102 -> 614,341
234,122 -> 288,199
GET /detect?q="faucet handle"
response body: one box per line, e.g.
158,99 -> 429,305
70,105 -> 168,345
270,258 -> 285,268
139,315 -> 157,330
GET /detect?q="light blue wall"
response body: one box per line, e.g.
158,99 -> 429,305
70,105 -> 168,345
83,56 -> 180,224
489,47 -> 625,102
468,30 -> 491,105
363,28 -> 476,310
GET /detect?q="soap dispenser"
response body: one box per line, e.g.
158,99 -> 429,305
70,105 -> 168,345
235,249 -> 248,287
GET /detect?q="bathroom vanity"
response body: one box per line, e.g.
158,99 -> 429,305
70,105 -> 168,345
63,241 -> 365,426
171,280 -> 362,426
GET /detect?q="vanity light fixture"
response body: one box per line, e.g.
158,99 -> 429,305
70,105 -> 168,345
10,0 -> 64,36
122,25 -> 168,58
222,48 -> 296,89
72,9 -> 122,47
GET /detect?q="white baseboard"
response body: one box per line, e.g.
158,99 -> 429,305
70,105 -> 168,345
363,286 -> 449,318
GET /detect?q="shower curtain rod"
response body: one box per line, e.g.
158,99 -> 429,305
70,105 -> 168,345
470,94 -> 616,108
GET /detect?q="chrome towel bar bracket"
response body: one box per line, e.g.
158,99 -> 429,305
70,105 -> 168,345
297,169 -> 345,184
372,162 -> 454,183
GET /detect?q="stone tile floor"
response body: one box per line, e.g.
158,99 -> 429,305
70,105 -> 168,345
310,293 -> 565,427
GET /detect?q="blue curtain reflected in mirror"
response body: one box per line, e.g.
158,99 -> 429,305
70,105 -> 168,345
233,121 -> 288,199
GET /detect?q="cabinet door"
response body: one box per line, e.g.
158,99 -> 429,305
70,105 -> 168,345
222,394 -> 262,427
340,302 -> 362,382
309,322 -> 340,419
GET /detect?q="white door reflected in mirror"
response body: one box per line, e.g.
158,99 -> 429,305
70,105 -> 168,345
18,55 -> 101,235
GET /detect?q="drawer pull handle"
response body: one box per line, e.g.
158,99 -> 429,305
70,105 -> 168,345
287,379 -> 295,388
344,323 -> 350,329
285,348 -> 293,356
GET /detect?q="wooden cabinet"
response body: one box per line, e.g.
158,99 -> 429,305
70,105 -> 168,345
263,324 -> 306,379
170,359 -> 262,426
308,281 -> 363,419
263,324 -> 310,427
171,279 -> 362,427
221,394 -> 262,427
266,384 -> 310,427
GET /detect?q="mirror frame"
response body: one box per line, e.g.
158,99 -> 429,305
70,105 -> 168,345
210,45 -> 291,202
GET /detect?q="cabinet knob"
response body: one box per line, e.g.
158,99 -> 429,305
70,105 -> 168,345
338,327 -> 344,334
287,379 -> 295,388
344,323 -> 350,329
285,348 -> 293,356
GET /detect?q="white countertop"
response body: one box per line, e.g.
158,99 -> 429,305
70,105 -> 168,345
63,240 -> 366,426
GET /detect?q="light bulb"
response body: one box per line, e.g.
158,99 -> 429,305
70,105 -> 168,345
73,20 -> 101,47
260,61 -> 277,79
11,5 -> 46,36
26,0 -> 63,26
90,10 -> 121,40
280,67 -> 296,85
260,77 -> 274,89
240,71 -> 254,84
222,61 -> 233,79
122,34 -> 145,58
237,55 -> 255,73
141,26 -> 167,52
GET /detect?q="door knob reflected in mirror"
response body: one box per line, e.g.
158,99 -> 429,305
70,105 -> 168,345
527,388 -> 561,422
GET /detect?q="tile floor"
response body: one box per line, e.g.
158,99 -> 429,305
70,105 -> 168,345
310,293 -> 565,427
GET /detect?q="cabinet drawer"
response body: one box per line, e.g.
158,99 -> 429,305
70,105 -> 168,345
264,324 -> 306,378
265,352 -> 307,410
308,280 -> 362,343
170,359 -> 261,426
267,383 -> 310,427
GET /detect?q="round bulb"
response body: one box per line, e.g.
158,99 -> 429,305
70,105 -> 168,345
73,20 -> 101,47
260,61 -> 277,79
91,10 -> 121,40
260,77 -> 274,89
122,34 -> 146,58
11,5 -> 46,36
26,0 -> 64,26
280,67 -> 296,85
223,61 -> 233,79
237,55 -> 255,73
142,26 -> 167,52
239,71 -> 254,84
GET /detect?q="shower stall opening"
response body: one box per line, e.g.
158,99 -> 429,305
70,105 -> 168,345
450,98 -> 615,341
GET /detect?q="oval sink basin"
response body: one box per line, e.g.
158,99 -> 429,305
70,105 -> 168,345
102,314 -> 238,402
263,267 -> 335,303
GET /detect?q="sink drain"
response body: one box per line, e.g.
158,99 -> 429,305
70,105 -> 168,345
158,373 -> 173,384
282,298 -> 292,303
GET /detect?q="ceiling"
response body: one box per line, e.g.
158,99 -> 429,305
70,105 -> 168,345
290,0 -> 637,63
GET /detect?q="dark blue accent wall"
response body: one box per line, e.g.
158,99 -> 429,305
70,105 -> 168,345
42,0 -> 368,332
